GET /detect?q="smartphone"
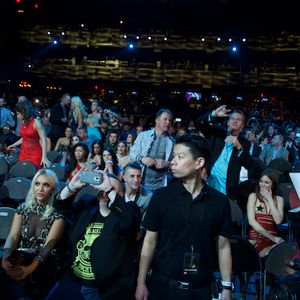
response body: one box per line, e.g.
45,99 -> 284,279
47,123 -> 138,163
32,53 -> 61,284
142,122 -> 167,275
175,118 -> 182,122
80,171 -> 103,185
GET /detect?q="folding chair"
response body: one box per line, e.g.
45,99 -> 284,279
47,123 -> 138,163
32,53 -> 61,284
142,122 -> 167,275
8,161 -> 37,180
230,235 -> 265,300
46,163 -> 66,181
0,207 -> 16,256
47,151 -> 62,163
1,177 -> 31,205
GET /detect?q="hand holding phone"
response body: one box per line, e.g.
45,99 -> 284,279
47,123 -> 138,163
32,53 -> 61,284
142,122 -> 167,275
80,171 -> 103,185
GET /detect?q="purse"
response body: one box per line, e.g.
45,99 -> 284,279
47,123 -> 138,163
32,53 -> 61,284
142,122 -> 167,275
8,248 -> 37,266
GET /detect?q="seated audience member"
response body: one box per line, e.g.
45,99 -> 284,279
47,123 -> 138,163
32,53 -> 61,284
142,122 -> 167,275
71,135 -> 80,147
120,122 -> 136,142
100,148 -> 121,177
259,134 -> 289,165
0,125 -> 18,147
0,169 -> 65,299
247,170 -> 285,257
77,127 -> 93,151
104,130 -> 119,152
66,142 -> 91,182
88,139 -> 104,169
126,133 -> 136,154
116,141 -> 131,169
46,171 -> 141,300
54,126 -> 73,166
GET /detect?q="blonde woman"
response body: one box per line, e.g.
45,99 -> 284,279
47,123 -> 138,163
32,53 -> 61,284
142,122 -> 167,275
1,169 -> 65,299
70,96 -> 86,134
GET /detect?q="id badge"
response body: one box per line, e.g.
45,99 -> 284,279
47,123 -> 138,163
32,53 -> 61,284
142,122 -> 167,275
183,252 -> 200,275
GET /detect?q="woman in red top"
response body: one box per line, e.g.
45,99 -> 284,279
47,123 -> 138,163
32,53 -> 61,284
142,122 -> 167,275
9,102 -> 50,169
247,170 -> 285,257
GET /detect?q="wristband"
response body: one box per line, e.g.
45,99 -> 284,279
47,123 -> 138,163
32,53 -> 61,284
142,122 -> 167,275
221,280 -> 232,287
105,186 -> 114,196
221,280 -> 232,291
211,110 -> 217,118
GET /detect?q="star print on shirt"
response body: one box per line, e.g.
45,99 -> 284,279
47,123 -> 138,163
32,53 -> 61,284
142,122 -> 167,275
257,205 -> 264,212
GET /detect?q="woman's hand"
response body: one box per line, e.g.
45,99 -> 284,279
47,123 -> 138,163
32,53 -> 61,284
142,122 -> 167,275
259,187 -> 273,201
42,157 -> 51,168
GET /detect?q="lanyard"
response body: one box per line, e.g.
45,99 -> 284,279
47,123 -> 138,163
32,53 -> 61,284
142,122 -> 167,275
180,188 -> 207,254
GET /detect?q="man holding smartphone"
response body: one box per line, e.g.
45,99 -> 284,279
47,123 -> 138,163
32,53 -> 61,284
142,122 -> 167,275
47,171 -> 141,300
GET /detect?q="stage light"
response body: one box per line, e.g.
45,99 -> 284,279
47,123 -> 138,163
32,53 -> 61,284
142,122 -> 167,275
81,24 -> 85,28
34,3 -> 39,9
136,36 -> 140,40
47,31 -> 51,35
123,34 -> 127,39
242,38 -> 246,42
128,43 -> 135,49
201,38 -> 205,42
28,64 -> 32,68
53,40 -> 58,45
16,0 -> 21,4
163,37 -> 168,41
148,36 -> 152,40
217,37 -> 221,41
61,32 -> 65,36
120,20 -> 123,24
229,38 -> 232,42
231,46 -> 238,53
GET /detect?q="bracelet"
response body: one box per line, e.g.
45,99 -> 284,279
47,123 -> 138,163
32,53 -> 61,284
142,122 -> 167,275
36,254 -> 45,264
211,110 -> 217,118
66,183 -> 74,193
105,186 -> 115,195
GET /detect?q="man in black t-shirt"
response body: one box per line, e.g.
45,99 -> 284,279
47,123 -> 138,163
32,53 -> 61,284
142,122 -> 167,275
135,135 -> 233,300
46,172 -> 141,300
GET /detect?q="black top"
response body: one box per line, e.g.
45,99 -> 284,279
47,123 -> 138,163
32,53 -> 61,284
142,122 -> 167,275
143,180 -> 232,283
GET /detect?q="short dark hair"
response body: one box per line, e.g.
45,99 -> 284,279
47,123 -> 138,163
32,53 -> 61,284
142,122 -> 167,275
175,135 -> 211,162
229,110 -> 246,123
124,162 -> 142,173
156,108 -> 173,120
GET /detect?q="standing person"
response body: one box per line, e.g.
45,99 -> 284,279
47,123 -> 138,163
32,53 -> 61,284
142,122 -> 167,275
135,135 -> 233,300
0,169 -> 65,300
46,171 -> 141,300
130,109 -> 175,191
70,96 -> 86,134
0,97 -> 15,134
196,105 -> 252,197
247,170 -> 285,257
8,101 -> 51,169
49,93 -> 71,148
86,100 -> 102,141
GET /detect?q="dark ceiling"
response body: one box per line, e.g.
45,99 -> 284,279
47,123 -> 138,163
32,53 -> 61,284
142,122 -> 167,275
0,0 -> 298,34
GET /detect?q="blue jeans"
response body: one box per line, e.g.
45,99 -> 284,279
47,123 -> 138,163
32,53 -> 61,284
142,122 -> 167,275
45,274 -> 101,300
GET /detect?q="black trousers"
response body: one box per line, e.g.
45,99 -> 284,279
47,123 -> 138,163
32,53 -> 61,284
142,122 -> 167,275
149,273 -> 212,300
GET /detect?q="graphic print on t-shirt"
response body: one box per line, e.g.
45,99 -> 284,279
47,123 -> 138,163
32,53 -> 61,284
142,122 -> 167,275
72,222 -> 104,281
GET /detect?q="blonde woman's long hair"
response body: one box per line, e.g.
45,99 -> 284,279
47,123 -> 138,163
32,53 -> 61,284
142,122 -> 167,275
24,169 -> 59,221
71,96 -> 86,121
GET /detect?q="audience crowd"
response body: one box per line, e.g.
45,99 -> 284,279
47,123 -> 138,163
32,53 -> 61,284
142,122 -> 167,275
0,91 -> 299,300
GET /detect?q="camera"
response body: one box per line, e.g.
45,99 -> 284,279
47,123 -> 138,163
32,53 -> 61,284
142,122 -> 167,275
80,171 -> 103,185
